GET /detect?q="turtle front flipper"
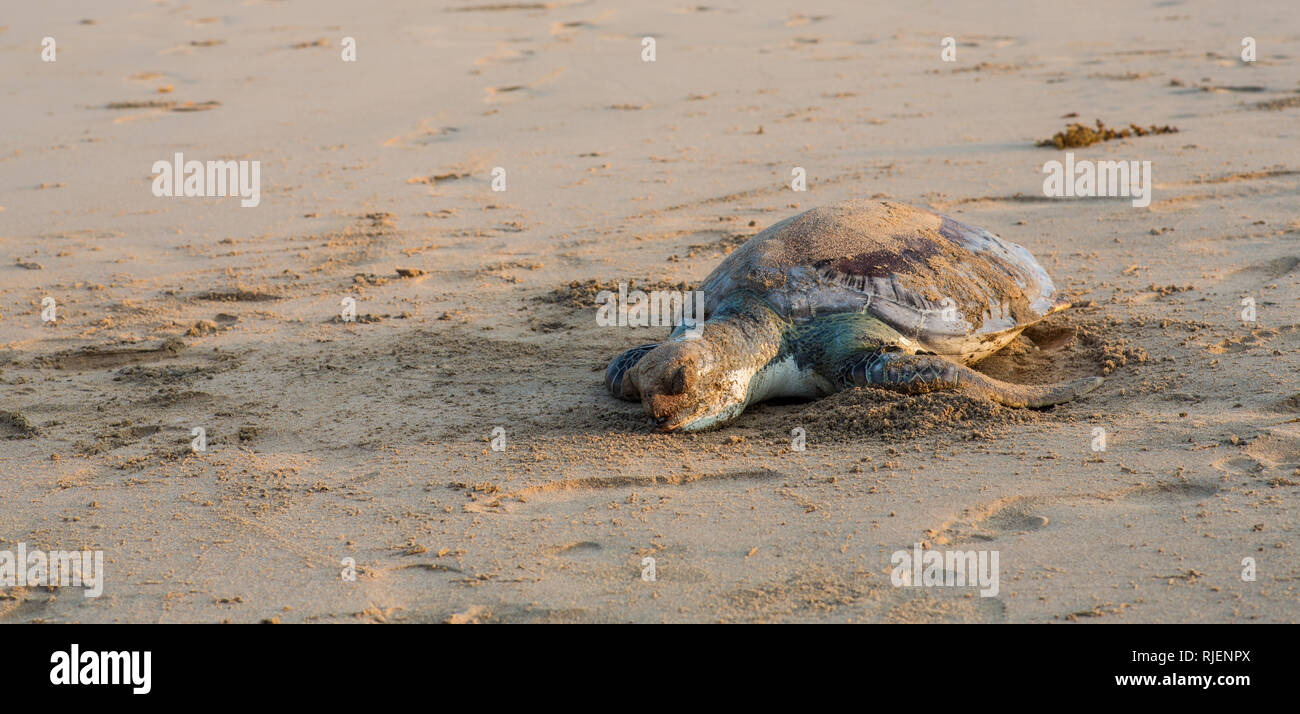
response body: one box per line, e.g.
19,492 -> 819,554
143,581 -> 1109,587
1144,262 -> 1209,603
839,351 -> 1102,408
605,343 -> 659,401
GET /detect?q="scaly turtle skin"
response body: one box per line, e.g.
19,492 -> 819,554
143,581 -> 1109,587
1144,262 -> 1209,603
606,200 -> 1102,432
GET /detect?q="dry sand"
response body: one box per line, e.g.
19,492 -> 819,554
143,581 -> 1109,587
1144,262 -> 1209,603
1,1 -> 1297,623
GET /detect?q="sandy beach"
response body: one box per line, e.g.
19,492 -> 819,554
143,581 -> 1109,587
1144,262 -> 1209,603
1,0 -> 1297,623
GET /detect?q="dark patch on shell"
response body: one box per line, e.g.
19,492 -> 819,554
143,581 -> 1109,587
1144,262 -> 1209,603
817,243 -> 938,279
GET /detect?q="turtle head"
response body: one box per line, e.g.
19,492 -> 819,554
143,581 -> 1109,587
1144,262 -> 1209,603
632,338 -> 748,432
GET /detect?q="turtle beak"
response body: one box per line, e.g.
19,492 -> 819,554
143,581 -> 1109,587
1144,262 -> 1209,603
653,413 -> 691,432
646,394 -> 688,432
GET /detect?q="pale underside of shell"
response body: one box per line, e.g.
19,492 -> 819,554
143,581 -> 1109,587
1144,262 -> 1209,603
698,200 -> 1065,362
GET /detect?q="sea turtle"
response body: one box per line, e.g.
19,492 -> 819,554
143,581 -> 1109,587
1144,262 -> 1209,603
605,200 -> 1102,432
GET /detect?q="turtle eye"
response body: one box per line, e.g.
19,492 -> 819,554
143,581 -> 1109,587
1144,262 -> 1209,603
668,366 -> 689,395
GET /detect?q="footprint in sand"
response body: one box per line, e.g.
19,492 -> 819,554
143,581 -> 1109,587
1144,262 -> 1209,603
1236,255 -> 1299,279
35,337 -> 188,371
928,481 -> 1220,546
474,43 -> 535,67
929,496 -> 1052,545
549,541 -> 602,558
1207,325 -> 1297,354
0,588 -> 55,622
1214,430 -> 1300,485
464,468 -> 782,512
482,68 -> 565,104
718,568 -> 1004,623
383,122 -> 460,148
1268,392 -> 1300,414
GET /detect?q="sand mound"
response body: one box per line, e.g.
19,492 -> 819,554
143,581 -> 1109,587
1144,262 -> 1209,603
787,386 -> 1043,440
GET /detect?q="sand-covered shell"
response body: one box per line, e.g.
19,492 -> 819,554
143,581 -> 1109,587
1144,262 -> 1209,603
698,200 -> 1065,361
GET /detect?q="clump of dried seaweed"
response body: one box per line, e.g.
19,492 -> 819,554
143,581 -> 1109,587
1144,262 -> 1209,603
1037,119 -> 1178,149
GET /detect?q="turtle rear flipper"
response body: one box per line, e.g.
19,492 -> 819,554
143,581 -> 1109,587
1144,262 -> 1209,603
1047,296 -> 1074,315
841,352 -> 1102,408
